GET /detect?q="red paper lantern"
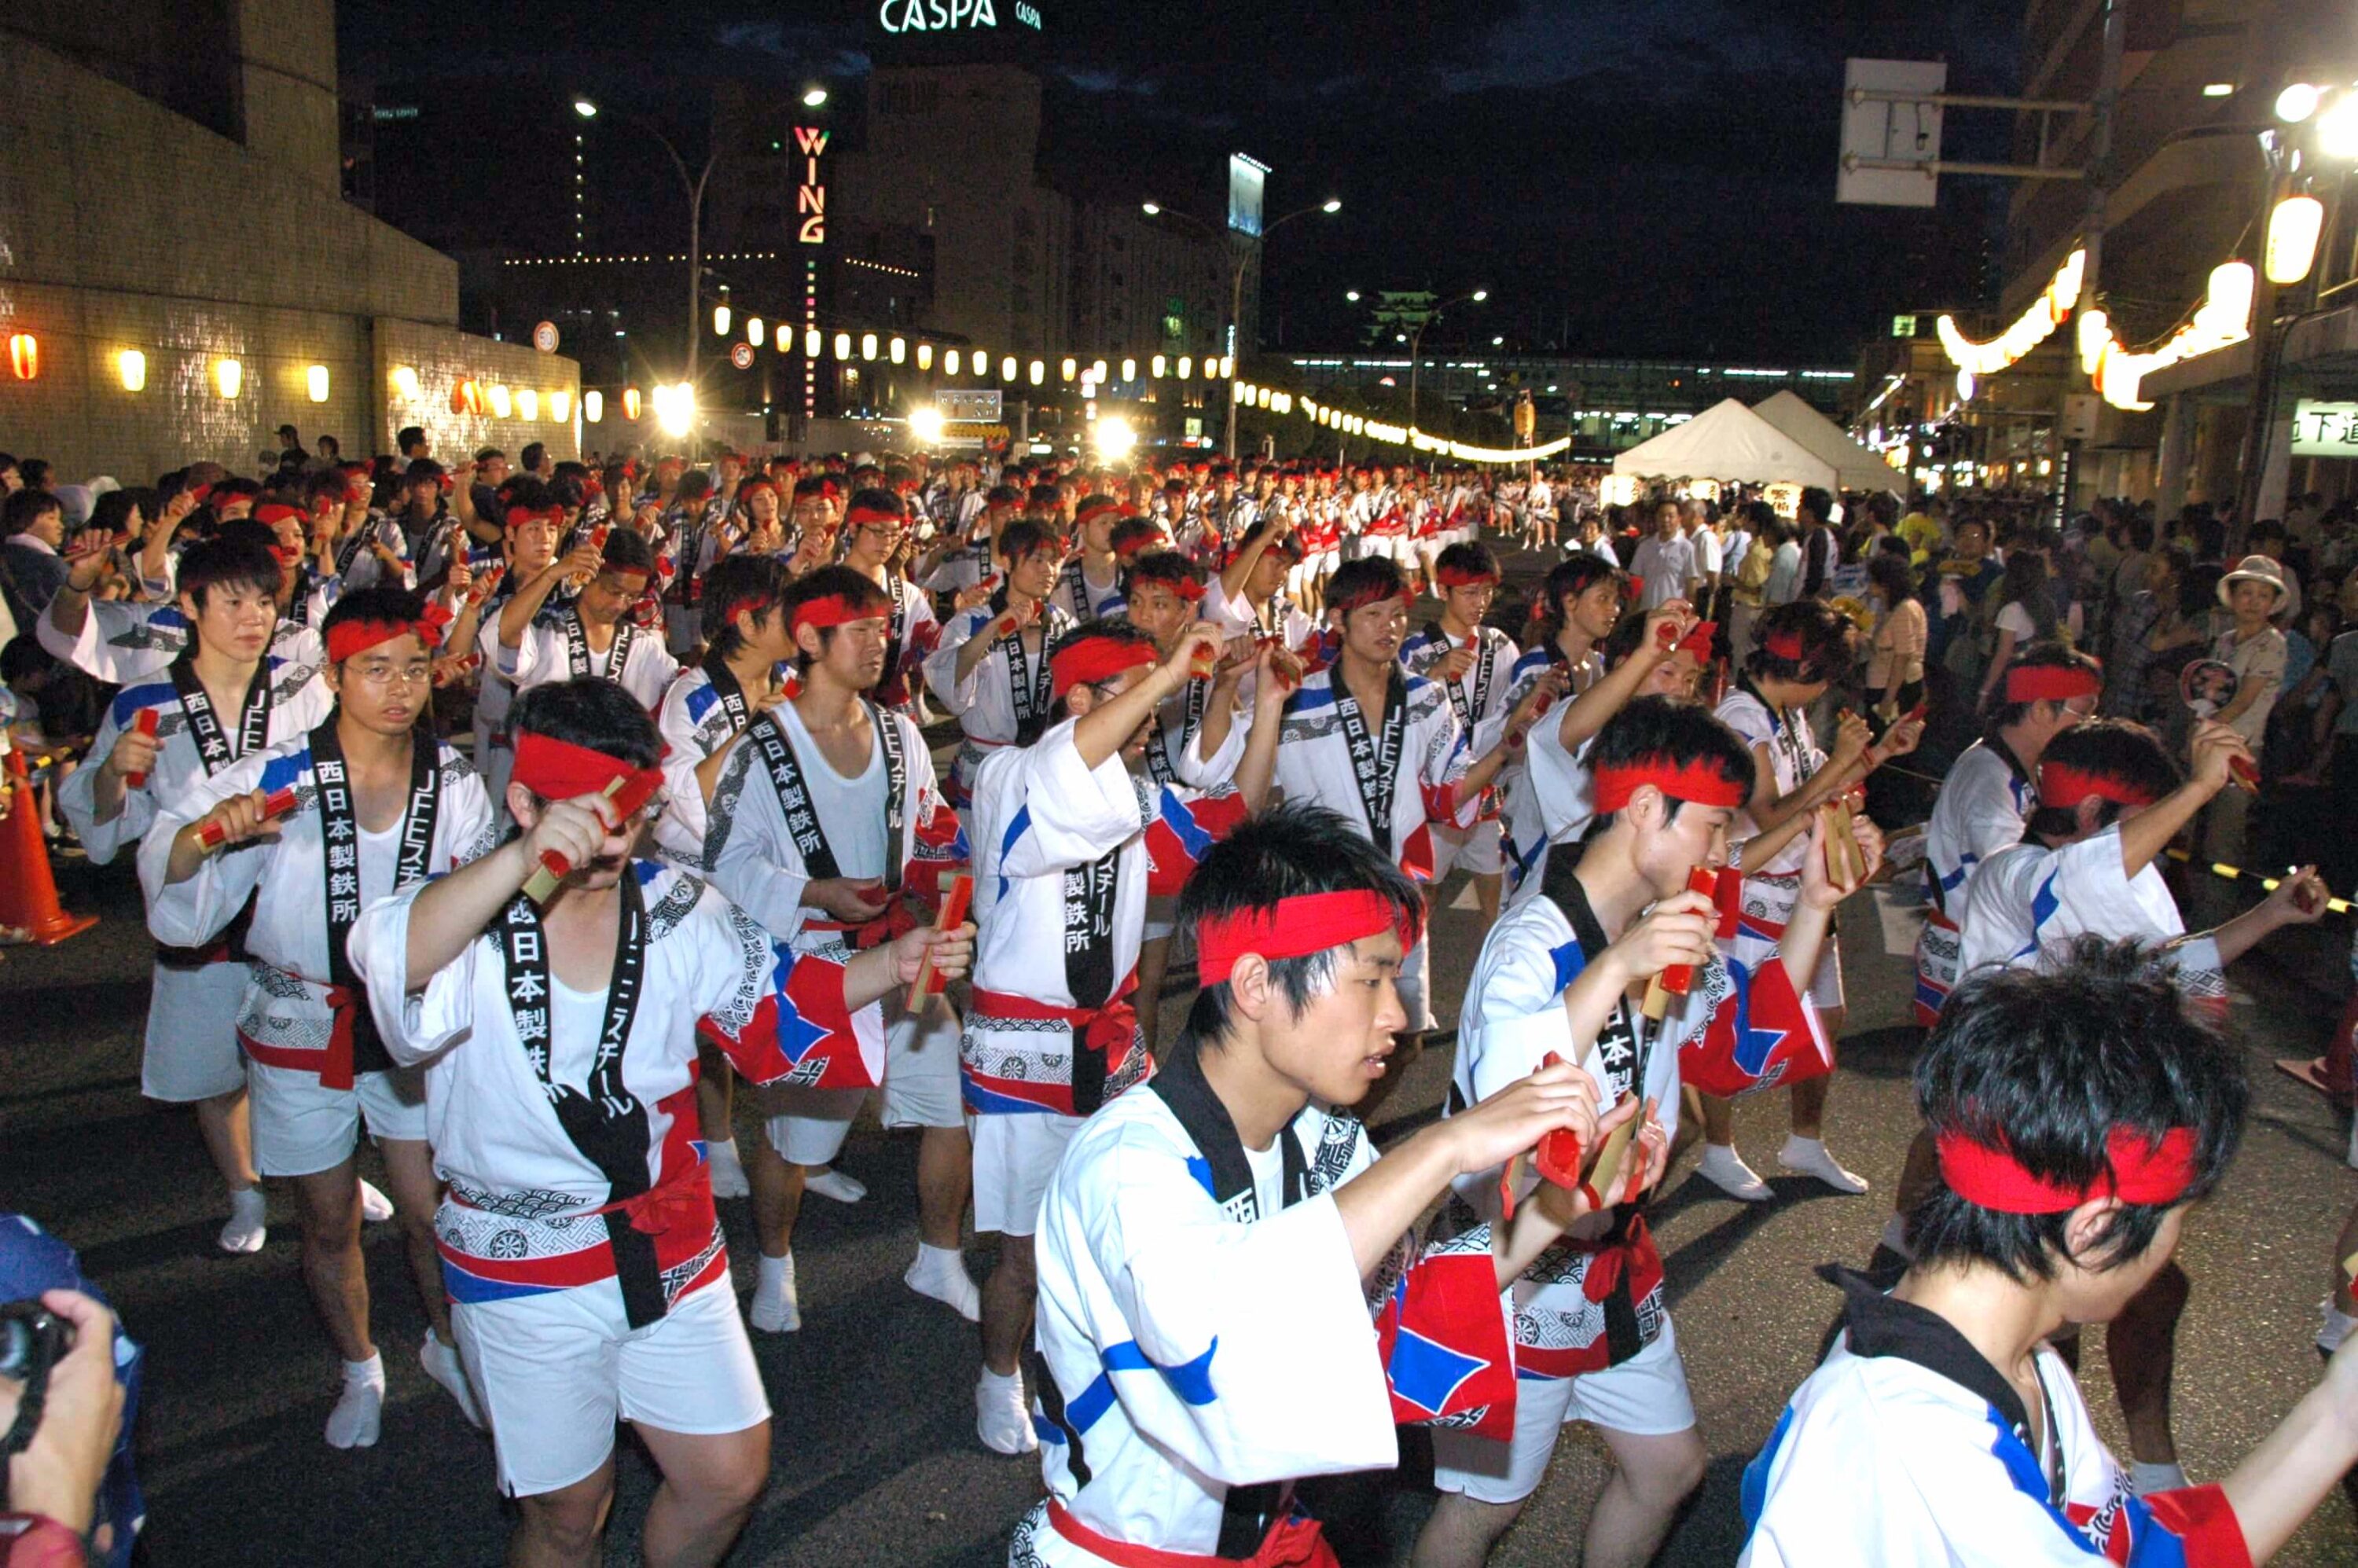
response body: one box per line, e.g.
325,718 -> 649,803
622,385 -> 643,421
7,333 -> 36,381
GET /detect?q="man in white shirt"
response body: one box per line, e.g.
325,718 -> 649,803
1626,502 -> 1696,611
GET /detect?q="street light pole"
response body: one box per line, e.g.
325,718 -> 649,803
1405,288 -> 1489,432
1144,196 -> 1339,458
578,97 -> 717,388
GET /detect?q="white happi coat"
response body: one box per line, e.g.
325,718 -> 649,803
1050,556 -> 1129,623
652,659 -> 777,872
1955,825 -> 2226,1008
1742,1272 -> 2250,1566
140,729 -> 497,1085
924,600 -> 1075,805
41,595 -> 325,692
500,608 -> 680,710
1273,664 -> 1472,882
1020,1061 -> 1519,1566
350,860 -> 868,1322
963,718 -> 1247,1118
58,655 -> 336,1070
1915,740 -> 2035,1022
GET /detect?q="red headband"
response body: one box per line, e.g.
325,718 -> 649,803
1437,565 -> 1500,589
1196,890 -> 1420,985
711,591 -> 776,630
1077,500 -> 1126,529
253,501 -> 307,527
1592,756 -> 1750,815
1676,620 -> 1718,663
845,501 -> 902,528
326,602 -> 452,665
2037,762 -> 2161,811
1329,580 -> 1412,619
2006,663 -> 2101,704
511,730 -> 665,808
1761,627 -> 1806,662
1049,634 -> 1159,700
506,505 -> 564,528
1937,1126 -> 2198,1214
740,479 -> 778,501
789,592 -> 887,637
189,483 -> 216,506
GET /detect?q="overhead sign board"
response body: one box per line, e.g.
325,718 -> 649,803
1228,153 -> 1269,237
938,388 -> 1003,422
1837,58 -> 1947,208
2293,400 -> 2358,456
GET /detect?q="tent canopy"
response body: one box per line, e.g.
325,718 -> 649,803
1611,398 -> 1838,488
1749,390 -> 1901,492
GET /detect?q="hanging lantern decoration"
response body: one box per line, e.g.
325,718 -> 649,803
487,383 -> 514,419
1028,358 -> 1045,386
945,349 -> 961,376
1177,356 -> 1193,380
834,332 -> 853,360
117,349 -> 146,392
805,328 -> 822,358
1001,355 -> 1019,381
1060,357 -> 1078,382
713,304 -> 732,337
622,386 -> 643,421
517,387 -> 540,420
890,336 -> 907,364
777,324 -> 792,353
747,315 -> 764,347
548,389 -> 571,423
2266,194 -> 2326,285
861,332 -> 879,361
6,333 -> 35,381
916,343 -> 932,370
583,389 -> 604,423
392,365 -> 421,403
306,364 -> 330,403
215,358 -> 244,400
1121,358 -> 1137,383
1151,354 -> 1167,378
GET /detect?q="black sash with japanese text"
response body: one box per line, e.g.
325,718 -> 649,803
1145,677 -> 1210,788
988,589 -> 1052,728
699,652 -> 751,736
497,870 -> 662,1323
1423,624 -> 1497,733
310,718 -> 440,1078
566,610 -> 634,683
1333,667 -> 1406,856
169,652 -> 272,777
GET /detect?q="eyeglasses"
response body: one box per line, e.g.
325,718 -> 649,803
349,659 -> 433,689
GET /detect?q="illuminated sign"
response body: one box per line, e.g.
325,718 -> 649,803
939,389 -> 1004,422
795,127 -> 828,245
879,0 -> 1041,31
2292,400 -> 2358,456
1228,152 -> 1268,237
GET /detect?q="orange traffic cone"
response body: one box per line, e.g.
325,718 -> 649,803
0,747 -> 98,946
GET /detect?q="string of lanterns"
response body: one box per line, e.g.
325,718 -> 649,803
705,306 -> 1235,387
1229,377 -> 1576,465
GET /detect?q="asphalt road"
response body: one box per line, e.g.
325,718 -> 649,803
6,542 -> 2356,1566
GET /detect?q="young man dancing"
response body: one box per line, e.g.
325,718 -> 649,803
1019,802 -> 1658,1567
500,527 -> 680,710
142,586 -> 497,1446
347,675 -> 972,1568
1743,944 -> 2358,1564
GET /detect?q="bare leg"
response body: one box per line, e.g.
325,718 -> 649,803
510,1456 -> 615,1568
1136,932 -> 1173,1059
695,1042 -> 733,1146
2110,1260 -> 2188,1466
1412,1493 -> 1526,1567
1789,1004 -> 1843,1138
747,1133 -> 806,1262
916,1124 -> 972,1251
1700,1091 -> 1735,1148
292,1159 -> 372,1363
634,1420 -> 771,1568
377,1137 -> 452,1343
1471,870 -> 1501,930
2334,1201 -> 2358,1316
980,1232 -> 1035,1378
1584,1425 -> 1707,1568
195,1086 -> 259,1193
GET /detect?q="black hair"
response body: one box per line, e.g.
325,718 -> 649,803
1866,550 -> 1917,607
792,476 -> 833,501
174,529 -> 285,612
397,426 -> 427,455
3,489 -> 61,535
1600,608 -> 1655,670
985,483 -> 1023,508
1986,640 -> 2100,733
319,583 -> 432,663
0,630 -> 55,688
1126,549 -> 1205,599
845,486 -> 905,523
2000,548 -> 2058,639
1743,600 -> 1849,685
1074,494 -> 1122,532
700,553 -> 792,658
1236,516 -> 1301,564
303,468 -> 350,509
520,442 -> 547,473
1530,553 -> 1624,644
780,564 -> 891,670
998,519 -> 1059,567
1108,515 -> 1162,558
17,460 -> 50,492
599,527 -> 656,575
1798,487 -> 1833,526
1578,695 -> 1754,835
1434,541 -> 1501,584
1173,801 -> 1423,1052
2024,719 -> 2179,840
86,489 -> 146,540
1907,937 -> 2246,1281
510,676 -> 663,780
675,470 -> 714,504
1324,555 -> 1409,618
475,447 -> 505,466
1027,483 -> 1063,513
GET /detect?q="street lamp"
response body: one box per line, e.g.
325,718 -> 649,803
1405,288 -> 1490,429
1346,289 -> 1361,302
802,86 -> 829,108
575,94 -> 724,391
1141,195 -> 1342,456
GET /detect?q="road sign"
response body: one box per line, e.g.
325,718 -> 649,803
729,342 -> 755,370
1838,59 -> 1947,207
531,321 -> 559,353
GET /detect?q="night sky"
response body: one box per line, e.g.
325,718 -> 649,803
340,0 -> 2025,365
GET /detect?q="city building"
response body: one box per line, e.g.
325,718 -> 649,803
2,0 -> 578,480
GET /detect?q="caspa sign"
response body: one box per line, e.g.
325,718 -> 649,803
879,0 -> 1041,32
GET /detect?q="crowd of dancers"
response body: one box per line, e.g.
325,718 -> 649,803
0,434 -> 2353,1567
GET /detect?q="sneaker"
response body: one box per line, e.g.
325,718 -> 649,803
707,1139 -> 750,1200
325,1357 -> 384,1449
218,1188 -> 267,1255
1696,1144 -> 1772,1203
420,1331 -> 485,1430
359,1179 -> 395,1224
976,1368 -> 1038,1455
906,1245 -> 982,1323
804,1166 -> 867,1204
749,1253 -> 800,1334
1777,1136 -> 1869,1195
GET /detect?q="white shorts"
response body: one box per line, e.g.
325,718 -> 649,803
454,1273 -> 768,1498
143,960 -> 250,1103
1431,1318 -> 1696,1504
1312,549 -> 1341,579
763,1001 -> 965,1164
1284,561 -> 1311,600
971,1111 -> 1082,1236
1430,820 -> 1505,879
246,1061 -> 426,1178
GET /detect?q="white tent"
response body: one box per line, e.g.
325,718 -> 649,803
1749,390 -> 1901,492
1611,398 -> 1838,488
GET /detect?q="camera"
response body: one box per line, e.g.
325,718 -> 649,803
0,1299 -> 71,1387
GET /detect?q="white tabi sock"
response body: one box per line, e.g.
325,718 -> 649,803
2320,1302 -> 2358,1356
906,1242 -> 982,1322
325,1353 -> 384,1450
749,1250 -> 799,1333
706,1137 -> 749,1199
2129,1460 -> 2187,1496
219,1187 -> 267,1255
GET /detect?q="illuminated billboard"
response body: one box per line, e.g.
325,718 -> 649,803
1228,152 -> 1268,237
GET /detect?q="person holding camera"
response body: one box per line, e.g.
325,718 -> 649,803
0,1215 -> 138,1568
